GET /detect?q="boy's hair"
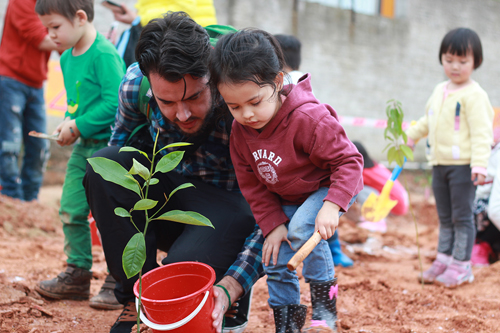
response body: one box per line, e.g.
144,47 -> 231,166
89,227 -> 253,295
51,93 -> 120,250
439,27 -> 483,69
274,34 -> 302,71
209,28 -> 285,97
135,11 -> 212,82
35,0 -> 94,22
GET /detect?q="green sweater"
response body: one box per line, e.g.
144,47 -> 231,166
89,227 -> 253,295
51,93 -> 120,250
61,32 -> 125,140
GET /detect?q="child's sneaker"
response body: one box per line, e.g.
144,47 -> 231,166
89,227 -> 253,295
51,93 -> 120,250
418,259 -> 448,284
435,259 -> 474,288
471,241 -> 492,267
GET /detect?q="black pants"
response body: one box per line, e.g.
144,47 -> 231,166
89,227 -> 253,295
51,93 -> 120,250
83,146 -> 256,304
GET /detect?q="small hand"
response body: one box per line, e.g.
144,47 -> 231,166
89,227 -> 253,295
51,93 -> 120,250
315,201 -> 340,240
262,224 -> 291,266
472,173 -> 486,186
56,119 -> 80,146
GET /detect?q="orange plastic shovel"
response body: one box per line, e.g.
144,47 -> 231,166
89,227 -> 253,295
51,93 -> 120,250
361,162 -> 404,222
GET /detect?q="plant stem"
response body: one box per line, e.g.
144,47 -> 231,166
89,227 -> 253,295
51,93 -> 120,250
137,270 -> 142,333
404,174 -> 424,289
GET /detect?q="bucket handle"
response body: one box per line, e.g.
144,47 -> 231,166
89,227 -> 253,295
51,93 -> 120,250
135,290 -> 210,331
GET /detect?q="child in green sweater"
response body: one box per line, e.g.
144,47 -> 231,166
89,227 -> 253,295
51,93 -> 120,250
35,0 -> 125,307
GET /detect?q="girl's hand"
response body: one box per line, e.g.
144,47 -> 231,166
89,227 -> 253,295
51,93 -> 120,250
262,224 -> 291,266
56,119 -> 80,146
472,173 -> 486,186
113,4 -> 137,24
316,201 -> 340,240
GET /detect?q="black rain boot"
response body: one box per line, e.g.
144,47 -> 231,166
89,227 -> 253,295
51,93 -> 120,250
307,279 -> 338,331
272,304 -> 307,333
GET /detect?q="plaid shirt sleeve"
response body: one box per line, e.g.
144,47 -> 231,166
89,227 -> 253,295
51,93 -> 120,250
109,63 -> 148,147
225,224 -> 264,295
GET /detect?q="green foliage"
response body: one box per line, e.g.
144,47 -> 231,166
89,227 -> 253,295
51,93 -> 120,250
383,100 -> 414,166
88,132 -> 214,333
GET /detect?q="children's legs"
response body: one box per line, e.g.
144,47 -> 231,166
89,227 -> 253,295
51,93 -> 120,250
60,142 -> 108,271
21,87 -> 49,201
432,165 -> 476,261
0,76 -> 26,199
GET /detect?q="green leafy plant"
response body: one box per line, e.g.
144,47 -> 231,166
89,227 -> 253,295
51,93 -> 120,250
88,132 -> 213,331
383,99 -> 414,166
384,100 -> 424,288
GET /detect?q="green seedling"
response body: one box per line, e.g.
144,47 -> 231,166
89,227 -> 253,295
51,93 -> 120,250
383,100 -> 424,288
88,131 -> 213,332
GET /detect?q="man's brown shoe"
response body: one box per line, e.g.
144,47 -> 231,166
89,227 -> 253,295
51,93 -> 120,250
89,274 -> 122,310
35,264 -> 92,300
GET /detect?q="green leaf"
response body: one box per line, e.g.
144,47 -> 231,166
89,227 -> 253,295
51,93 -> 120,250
168,183 -> 195,200
119,146 -> 149,159
122,233 -> 146,279
128,158 -> 150,181
114,207 -> 131,217
155,210 -> 214,228
88,157 -> 141,196
155,151 -> 184,174
148,178 -> 159,185
387,147 -> 398,166
400,145 -> 414,161
133,199 -> 158,211
165,142 -> 193,149
395,152 -> 405,167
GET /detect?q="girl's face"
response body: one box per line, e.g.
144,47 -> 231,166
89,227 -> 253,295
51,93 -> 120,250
218,76 -> 283,132
441,51 -> 475,87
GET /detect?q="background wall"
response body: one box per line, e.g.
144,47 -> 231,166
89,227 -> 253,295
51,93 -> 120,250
1,0 -> 499,164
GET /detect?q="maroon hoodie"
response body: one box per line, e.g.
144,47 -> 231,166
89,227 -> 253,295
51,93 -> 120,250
230,74 -> 364,237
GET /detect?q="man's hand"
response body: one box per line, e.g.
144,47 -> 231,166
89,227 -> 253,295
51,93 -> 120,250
472,172 -> 486,186
112,3 -> 137,24
54,118 -> 80,146
316,201 -> 340,240
262,224 -> 291,266
212,276 -> 243,332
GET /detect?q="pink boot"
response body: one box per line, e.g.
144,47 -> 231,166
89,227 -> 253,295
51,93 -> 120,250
471,241 -> 492,267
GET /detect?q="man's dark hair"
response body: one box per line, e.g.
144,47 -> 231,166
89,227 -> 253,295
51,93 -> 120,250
136,11 -> 212,82
35,0 -> 94,23
439,27 -> 483,69
274,34 -> 302,71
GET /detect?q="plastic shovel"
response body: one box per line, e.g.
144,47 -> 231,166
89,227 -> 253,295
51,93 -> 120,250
361,161 -> 405,222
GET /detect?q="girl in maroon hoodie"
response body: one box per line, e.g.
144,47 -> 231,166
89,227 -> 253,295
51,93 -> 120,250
210,29 -> 363,332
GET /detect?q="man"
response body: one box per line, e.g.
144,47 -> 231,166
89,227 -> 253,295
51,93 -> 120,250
83,12 -> 263,333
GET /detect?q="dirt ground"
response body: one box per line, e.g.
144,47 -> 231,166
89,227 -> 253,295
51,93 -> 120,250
1,155 -> 499,332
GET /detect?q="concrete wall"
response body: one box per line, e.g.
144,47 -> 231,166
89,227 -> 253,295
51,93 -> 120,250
1,0 -> 499,163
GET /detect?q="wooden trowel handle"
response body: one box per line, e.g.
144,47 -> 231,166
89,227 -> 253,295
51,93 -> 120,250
287,231 -> 323,271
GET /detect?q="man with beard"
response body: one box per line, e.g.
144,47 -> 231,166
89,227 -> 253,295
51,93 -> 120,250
83,12 -> 262,333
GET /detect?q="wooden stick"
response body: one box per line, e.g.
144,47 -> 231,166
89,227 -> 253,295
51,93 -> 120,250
287,231 -> 323,271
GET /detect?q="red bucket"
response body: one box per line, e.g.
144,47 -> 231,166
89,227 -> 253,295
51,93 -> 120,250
133,262 -> 216,332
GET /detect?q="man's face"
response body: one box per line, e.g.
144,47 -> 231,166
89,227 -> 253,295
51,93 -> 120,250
149,73 -> 212,135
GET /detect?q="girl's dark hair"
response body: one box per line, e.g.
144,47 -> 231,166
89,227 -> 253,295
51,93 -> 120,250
274,34 -> 302,71
439,27 -> 483,69
209,28 -> 286,99
35,0 -> 94,23
136,11 -> 212,82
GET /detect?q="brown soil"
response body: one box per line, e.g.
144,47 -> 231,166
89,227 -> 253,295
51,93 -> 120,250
1,168 -> 499,333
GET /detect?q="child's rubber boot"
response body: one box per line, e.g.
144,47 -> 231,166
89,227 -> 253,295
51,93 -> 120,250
471,241 -> 492,267
329,237 -> 353,267
272,304 -> 307,333
35,264 -> 92,300
305,279 -> 338,332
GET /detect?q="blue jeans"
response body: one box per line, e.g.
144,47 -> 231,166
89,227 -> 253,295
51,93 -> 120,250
264,187 -> 354,307
0,76 -> 49,201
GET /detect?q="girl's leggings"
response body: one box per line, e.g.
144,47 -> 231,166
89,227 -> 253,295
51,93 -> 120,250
432,165 -> 476,261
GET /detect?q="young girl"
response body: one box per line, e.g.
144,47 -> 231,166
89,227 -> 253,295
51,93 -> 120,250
407,28 -> 494,288
209,29 -> 363,331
